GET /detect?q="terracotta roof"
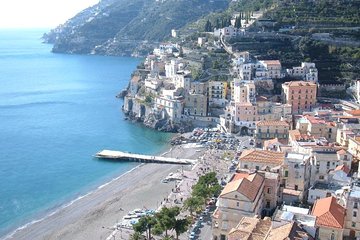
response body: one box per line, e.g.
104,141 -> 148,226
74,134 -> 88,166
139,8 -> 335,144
261,60 -> 281,66
346,110 -> 360,116
334,164 -> 350,175
283,81 -> 317,87
263,138 -> 282,149
336,149 -> 347,155
311,196 -> 345,229
288,129 -> 315,141
239,149 -> 285,166
283,188 -> 302,196
231,172 -> 250,181
220,173 -> 264,201
229,217 -> 312,240
266,222 -> 313,240
256,120 -> 289,127
228,217 -> 271,240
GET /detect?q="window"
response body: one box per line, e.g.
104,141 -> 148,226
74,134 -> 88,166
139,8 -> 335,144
319,175 -> 324,180
237,202 -> 239,207
295,185 -> 298,190
267,187 -> 272,194
353,211 -> 357,217
255,166 -> 259,170
284,170 -> 288,177
352,222 -> 356,227
244,164 -> 248,169
354,202 -> 358,209
266,201 -> 271,208
235,194 -> 238,199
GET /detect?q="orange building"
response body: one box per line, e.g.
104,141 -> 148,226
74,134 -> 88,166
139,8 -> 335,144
282,81 -> 317,114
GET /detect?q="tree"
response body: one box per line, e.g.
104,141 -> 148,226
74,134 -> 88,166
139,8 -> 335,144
173,218 -> 191,240
204,20 -> 212,32
133,216 -> 157,240
183,196 -> 203,216
155,207 -> 180,237
234,17 -> 242,28
130,232 -> 145,240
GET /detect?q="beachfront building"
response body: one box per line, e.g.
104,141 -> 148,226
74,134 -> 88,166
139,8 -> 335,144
282,81 -> 317,114
311,196 -> 346,240
255,120 -> 290,147
286,62 -> 318,82
154,92 -> 184,121
209,81 -> 228,107
184,92 -> 208,116
212,173 -> 264,240
238,149 -> 285,171
281,152 -> 311,204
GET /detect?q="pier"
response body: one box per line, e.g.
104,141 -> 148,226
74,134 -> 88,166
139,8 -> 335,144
95,150 -> 197,165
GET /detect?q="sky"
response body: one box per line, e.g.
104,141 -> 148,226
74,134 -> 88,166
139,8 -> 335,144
0,0 -> 99,28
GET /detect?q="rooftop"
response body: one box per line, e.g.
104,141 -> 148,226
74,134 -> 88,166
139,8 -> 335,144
239,149 -> 285,166
220,173 -> 264,201
311,196 -> 345,229
283,81 -> 317,87
256,120 -> 289,127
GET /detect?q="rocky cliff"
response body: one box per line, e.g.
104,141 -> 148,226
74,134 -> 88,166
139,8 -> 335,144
43,0 -> 229,56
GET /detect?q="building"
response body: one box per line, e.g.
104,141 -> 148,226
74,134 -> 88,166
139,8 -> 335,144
212,173 -> 264,240
233,80 -> 255,103
255,120 -> 290,147
209,81 -> 228,107
282,81 -> 317,114
282,152 -> 311,204
184,92 -> 208,116
348,135 -> 360,160
296,115 -> 337,142
238,149 -> 285,171
154,93 -> 184,121
258,60 -> 282,79
228,216 -> 312,240
311,196 -> 346,240
344,185 -> 360,238
286,62 -> 318,82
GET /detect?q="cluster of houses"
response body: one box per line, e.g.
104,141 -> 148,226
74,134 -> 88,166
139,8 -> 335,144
122,29 -> 360,239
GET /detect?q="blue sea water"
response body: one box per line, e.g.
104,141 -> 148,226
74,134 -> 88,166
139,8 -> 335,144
0,29 -> 172,237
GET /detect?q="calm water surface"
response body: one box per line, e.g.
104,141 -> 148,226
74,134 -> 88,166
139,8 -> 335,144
0,29 -> 172,236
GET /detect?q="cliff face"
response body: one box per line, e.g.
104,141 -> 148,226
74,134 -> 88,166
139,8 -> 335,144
43,0 -> 229,56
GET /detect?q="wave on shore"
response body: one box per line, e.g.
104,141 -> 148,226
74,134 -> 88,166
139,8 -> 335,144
3,164 -> 143,240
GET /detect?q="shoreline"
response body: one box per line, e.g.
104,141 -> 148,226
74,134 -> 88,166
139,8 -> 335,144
3,144 -> 202,240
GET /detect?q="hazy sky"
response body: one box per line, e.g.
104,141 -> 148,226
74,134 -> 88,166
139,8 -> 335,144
0,0 -> 99,28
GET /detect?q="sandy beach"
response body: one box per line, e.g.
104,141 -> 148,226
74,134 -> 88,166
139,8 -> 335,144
4,145 -> 204,240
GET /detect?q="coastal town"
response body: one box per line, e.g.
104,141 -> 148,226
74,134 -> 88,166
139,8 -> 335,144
113,11 -> 360,240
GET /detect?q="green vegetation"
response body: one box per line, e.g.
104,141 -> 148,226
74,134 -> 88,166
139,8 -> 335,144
133,206 -> 190,240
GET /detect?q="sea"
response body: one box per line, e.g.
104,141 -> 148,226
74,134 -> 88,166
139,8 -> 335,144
0,29 -> 173,238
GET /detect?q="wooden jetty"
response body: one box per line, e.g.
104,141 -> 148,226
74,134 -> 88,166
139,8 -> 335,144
95,150 -> 197,165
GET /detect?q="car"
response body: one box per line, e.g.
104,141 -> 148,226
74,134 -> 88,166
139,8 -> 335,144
199,216 -> 204,221
189,231 -> 196,239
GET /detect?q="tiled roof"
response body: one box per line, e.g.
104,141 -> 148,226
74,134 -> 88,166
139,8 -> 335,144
283,188 -> 302,196
266,222 -> 313,240
220,173 -> 264,201
228,217 -> 271,240
261,60 -> 281,65
336,149 -> 347,155
334,164 -> 350,174
283,81 -> 317,87
239,149 -> 285,165
311,196 -> 345,229
256,120 -> 289,127
231,172 -> 250,181
229,217 -> 312,240
346,110 -> 360,116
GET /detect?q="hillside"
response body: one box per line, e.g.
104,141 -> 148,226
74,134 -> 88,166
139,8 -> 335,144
43,0 -> 229,56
